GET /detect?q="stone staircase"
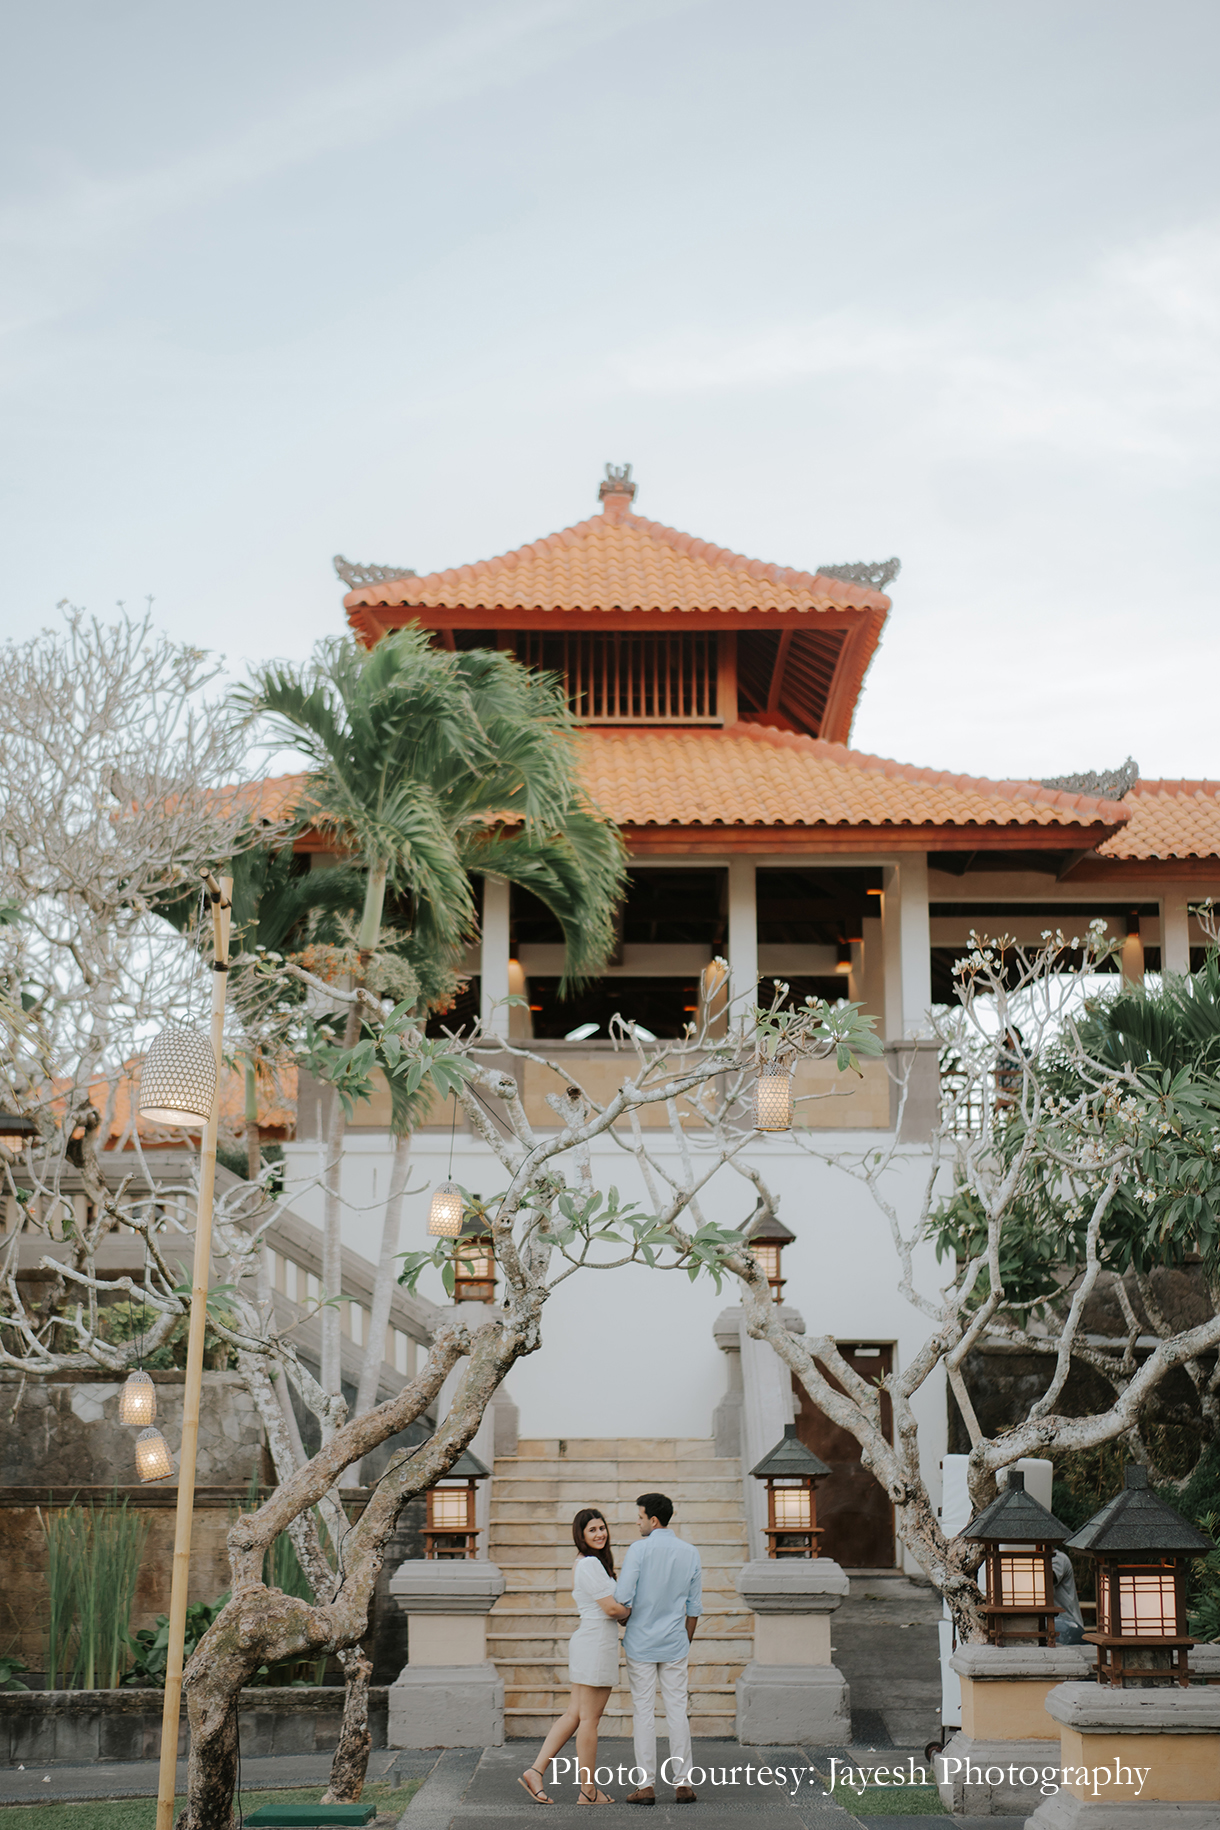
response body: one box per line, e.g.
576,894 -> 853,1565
487,1438 -> 751,1740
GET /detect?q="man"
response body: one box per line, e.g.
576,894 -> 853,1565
614,1490 -> 702,1806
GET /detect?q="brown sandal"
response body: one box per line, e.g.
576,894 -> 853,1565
579,1786 -> 613,1805
518,1767 -> 554,1804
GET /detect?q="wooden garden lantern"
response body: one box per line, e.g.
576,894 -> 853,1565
750,1424 -> 830,1558
1066,1463 -> 1214,1687
962,1469 -> 1072,1647
424,1447 -> 491,1560
746,1212 -> 795,1300
453,1212 -> 496,1304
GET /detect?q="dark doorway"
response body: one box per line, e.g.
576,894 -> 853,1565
793,1343 -> 895,1568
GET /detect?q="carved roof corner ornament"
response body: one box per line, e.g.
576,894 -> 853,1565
333,554 -> 417,589
816,557 -> 901,592
598,462 -> 638,504
1041,757 -> 1140,802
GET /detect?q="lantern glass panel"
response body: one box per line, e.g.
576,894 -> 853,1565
1117,1564 -> 1178,1638
457,1242 -> 495,1281
753,1243 -> 782,1288
429,1487 -> 472,1530
772,1480 -> 812,1529
997,1552 -> 1049,1609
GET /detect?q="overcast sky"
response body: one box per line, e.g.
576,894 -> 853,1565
2,1 -> 1216,783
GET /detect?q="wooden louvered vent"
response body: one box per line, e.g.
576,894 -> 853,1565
512,632 -> 720,724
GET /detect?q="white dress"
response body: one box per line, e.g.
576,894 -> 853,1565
567,1554 -> 621,1687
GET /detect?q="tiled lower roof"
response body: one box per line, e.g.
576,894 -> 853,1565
1098,780 -> 1220,861
578,726 -> 1131,833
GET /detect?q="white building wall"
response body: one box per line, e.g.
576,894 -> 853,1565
280,1123 -> 948,1559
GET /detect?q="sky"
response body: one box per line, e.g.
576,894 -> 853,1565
2,0 -> 1217,784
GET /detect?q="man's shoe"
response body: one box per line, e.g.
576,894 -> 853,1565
674,1787 -> 697,1804
625,1787 -> 655,1806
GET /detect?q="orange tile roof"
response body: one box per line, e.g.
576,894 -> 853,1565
577,726 -> 1132,836
342,505 -> 891,623
1098,780 -> 1220,861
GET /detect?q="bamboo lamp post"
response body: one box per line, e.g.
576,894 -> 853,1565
137,870 -> 232,1830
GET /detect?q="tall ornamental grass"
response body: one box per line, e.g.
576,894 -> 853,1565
39,1496 -> 150,1689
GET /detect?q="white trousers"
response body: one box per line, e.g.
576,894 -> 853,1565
624,1653 -> 692,1789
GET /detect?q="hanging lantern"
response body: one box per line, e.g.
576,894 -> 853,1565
960,1469 -> 1072,1647
428,1182 -> 463,1237
749,1424 -> 830,1558
754,1058 -> 793,1131
1066,1463 -> 1213,1687
453,1214 -> 496,1303
135,1426 -> 174,1482
424,1446 -> 491,1559
118,1369 -> 156,1427
746,1212 -> 795,1300
138,1027 -> 216,1127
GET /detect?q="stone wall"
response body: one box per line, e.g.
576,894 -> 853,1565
0,1686 -> 389,1765
0,1370 -> 264,1489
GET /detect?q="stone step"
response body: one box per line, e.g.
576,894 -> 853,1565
489,1437 -> 750,1726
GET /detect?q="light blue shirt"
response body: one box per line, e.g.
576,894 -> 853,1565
615,1528 -> 702,1663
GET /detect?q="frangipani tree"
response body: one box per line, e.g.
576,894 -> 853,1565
719,925 -> 1220,1640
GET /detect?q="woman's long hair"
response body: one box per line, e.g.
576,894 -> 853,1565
572,1507 -> 615,1580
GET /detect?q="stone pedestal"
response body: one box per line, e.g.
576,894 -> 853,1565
936,1644 -> 1094,1816
387,1559 -> 505,1748
1025,1680 -> 1220,1829
734,1558 -> 850,1745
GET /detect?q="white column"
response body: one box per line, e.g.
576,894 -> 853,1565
1162,893 -> 1191,976
479,876 -> 511,1037
900,853 -> 932,1037
738,1315 -> 798,1563
881,865 -> 903,1042
728,857 -> 758,1025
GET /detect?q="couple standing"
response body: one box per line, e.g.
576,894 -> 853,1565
519,1491 -> 702,1807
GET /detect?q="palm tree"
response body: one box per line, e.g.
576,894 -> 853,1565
237,628 -> 626,1400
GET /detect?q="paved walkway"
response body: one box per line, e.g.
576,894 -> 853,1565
831,1572 -> 944,1751
395,1740 -> 991,1829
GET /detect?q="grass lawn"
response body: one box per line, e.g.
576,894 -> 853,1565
825,1780 -> 947,1818
0,1783 -> 421,1830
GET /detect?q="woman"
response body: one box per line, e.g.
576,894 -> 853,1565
519,1507 -> 630,1806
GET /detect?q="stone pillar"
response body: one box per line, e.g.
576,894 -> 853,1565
1026,1680 -> 1220,1828
387,1559 -> 505,1747
480,876 -> 511,1037
935,1644 -> 1093,1817
727,857 -> 757,1024
734,1559 -> 851,1744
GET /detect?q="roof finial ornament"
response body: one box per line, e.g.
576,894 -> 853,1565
598,462 -> 637,513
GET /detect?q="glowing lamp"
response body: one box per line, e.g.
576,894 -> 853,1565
0,1110 -> 38,1156
135,1426 -> 174,1482
746,1211 -> 795,1300
427,1182 -> 463,1237
834,941 -> 853,975
453,1214 -> 496,1303
118,1369 -> 156,1427
1067,1463 -> 1213,1686
961,1469 -> 1072,1647
138,1027 -> 216,1126
754,1059 -> 793,1132
749,1424 -> 829,1558
424,1446 -> 491,1559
